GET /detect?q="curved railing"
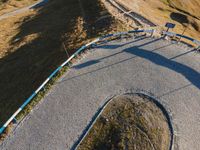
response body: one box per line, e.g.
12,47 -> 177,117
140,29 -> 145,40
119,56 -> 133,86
72,92 -> 174,150
162,31 -> 200,46
0,29 -> 199,136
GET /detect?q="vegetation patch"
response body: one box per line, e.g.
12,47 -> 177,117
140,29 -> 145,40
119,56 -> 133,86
78,94 -> 171,150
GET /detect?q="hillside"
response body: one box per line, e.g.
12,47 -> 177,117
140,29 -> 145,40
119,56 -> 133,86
117,0 -> 200,40
0,0 -> 129,132
0,0 -> 37,15
166,0 -> 200,18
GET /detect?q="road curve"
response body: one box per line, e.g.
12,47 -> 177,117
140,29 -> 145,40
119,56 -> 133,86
1,35 -> 200,150
0,0 -> 48,21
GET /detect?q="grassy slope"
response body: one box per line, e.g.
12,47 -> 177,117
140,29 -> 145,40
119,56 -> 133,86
117,0 -> 200,40
0,0 -> 129,128
0,0 -> 37,15
166,0 -> 200,18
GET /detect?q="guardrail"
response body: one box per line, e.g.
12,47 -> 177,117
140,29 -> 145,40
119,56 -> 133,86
162,31 -> 200,46
109,0 -> 200,48
0,29 -> 199,137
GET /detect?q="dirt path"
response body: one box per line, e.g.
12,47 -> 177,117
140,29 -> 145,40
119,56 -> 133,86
102,0 -> 156,28
0,0 -> 48,21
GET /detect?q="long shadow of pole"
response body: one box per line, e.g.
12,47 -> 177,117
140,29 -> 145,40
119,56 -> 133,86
124,46 -> 200,89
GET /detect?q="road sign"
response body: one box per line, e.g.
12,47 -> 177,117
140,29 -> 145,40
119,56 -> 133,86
165,23 -> 176,29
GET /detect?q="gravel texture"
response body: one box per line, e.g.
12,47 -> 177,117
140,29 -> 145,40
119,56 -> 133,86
1,35 -> 200,150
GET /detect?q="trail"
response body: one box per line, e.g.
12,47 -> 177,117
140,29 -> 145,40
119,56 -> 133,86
0,0 -> 48,21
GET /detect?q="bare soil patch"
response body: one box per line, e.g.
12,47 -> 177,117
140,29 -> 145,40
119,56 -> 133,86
78,94 -> 171,150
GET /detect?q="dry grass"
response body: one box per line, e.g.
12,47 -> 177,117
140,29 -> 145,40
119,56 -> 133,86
0,0 -> 130,130
0,11 -> 38,58
78,94 -> 171,150
165,0 -> 200,19
0,0 -> 37,15
116,0 -> 200,41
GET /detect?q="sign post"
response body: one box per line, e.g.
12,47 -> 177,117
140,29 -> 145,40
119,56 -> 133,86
165,23 -> 176,32
164,23 -> 176,38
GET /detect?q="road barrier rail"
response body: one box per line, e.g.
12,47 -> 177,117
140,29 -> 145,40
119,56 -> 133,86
0,29 -> 199,137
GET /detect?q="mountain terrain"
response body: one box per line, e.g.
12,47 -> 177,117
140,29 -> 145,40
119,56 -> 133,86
117,0 -> 200,40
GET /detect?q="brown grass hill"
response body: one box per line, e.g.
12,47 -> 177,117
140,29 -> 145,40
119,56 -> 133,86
0,0 -> 38,15
116,0 -> 200,40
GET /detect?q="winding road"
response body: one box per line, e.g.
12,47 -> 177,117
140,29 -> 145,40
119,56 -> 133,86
1,35 -> 200,149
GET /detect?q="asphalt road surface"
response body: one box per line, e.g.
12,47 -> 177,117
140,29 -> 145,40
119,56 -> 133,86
1,35 -> 200,150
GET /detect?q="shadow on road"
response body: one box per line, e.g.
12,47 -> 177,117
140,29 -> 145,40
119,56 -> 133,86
73,37 -> 163,69
65,38 -> 199,90
124,46 -> 200,89
95,35 -> 149,50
